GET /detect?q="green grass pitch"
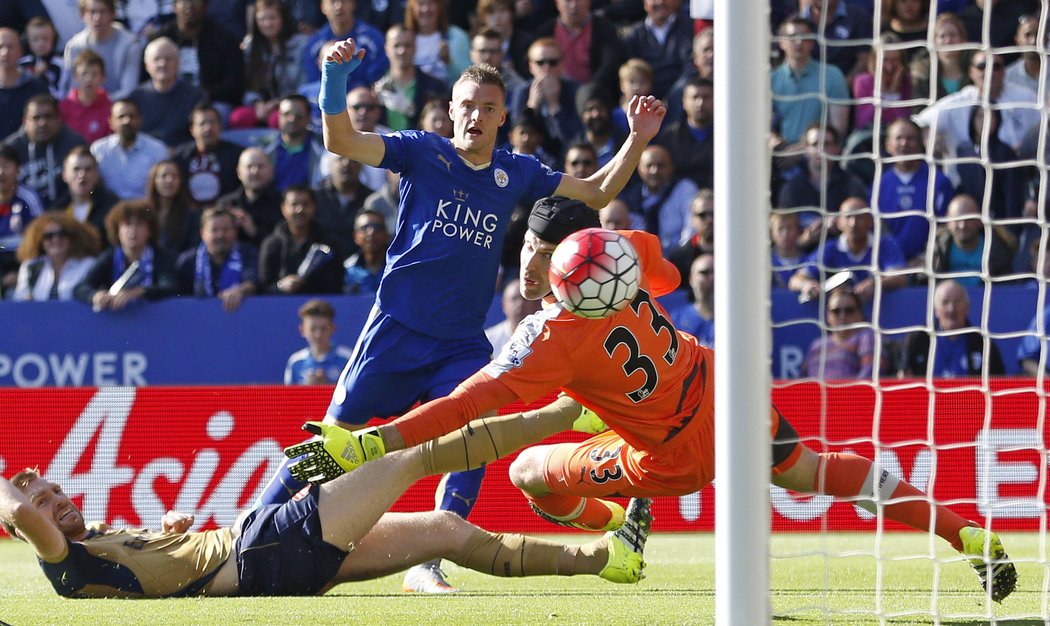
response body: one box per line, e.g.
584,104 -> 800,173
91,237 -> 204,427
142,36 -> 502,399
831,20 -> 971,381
0,532 -> 1043,625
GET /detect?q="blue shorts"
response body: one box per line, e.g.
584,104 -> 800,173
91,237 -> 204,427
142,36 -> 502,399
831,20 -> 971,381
236,486 -> 346,596
326,307 -> 491,425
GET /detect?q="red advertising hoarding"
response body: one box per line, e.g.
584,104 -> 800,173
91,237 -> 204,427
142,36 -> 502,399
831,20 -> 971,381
0,380 -> 1046,534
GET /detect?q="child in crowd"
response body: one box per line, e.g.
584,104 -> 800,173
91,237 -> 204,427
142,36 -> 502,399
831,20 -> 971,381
59,50 -> 112,143
612,58 -> 653,136
18,17 -> 64,97
284,299 -> 353,385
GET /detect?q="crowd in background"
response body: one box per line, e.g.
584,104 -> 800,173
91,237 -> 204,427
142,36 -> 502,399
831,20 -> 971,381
0,0 -> 1049,379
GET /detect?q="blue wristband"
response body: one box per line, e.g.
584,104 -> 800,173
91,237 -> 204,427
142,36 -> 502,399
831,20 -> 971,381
318,58 -> 359,115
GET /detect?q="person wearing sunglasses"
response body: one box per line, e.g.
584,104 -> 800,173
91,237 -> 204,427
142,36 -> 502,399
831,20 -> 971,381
12,211 -> 99,301
801,286 -> 889,379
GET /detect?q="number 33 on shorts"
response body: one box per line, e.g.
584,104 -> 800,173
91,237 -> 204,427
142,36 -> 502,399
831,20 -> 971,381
587,447 -> 625,485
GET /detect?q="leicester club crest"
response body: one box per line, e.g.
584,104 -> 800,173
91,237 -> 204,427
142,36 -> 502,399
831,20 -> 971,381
494,168 -> 509,188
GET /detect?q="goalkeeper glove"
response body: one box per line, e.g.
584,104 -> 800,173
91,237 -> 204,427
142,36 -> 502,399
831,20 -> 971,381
283,421 -> 386,484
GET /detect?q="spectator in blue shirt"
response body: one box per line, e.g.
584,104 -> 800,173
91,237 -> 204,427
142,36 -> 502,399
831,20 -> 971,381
902,279 -> 1005,378
342,208 -> 388,296
790,196 -> 909,302
771,210 -> 806,290
670,252 -> 714,348
284,298 -> 353,385
302,0 -> 388,87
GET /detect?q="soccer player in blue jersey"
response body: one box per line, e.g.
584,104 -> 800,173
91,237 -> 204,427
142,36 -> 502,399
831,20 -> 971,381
255,37 -> 666,592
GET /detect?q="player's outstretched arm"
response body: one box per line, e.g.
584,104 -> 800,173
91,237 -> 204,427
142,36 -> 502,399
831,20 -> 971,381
319,38 -> 386,167
554,95 -> 666,208
0,477 -> 67,562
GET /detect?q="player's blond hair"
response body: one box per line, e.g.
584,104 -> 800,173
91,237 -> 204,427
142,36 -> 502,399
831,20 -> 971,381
454,64 -> 506,99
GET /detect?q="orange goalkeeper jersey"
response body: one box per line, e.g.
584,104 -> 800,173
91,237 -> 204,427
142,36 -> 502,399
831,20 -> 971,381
394,230 -> 712,456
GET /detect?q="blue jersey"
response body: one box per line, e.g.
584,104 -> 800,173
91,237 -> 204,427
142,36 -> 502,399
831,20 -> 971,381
670,303 -> 715,348
377,131 -> 562,339
873,163 -> 954,259
284,346 -> 354,385
800,234 -> 907,284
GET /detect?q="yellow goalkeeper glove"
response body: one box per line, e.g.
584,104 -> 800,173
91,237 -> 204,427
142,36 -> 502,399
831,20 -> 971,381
571,404 -> 609,435
283,421 -> 386,484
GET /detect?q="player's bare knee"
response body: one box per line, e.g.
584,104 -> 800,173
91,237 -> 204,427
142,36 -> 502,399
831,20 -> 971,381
508,448 -> 546,494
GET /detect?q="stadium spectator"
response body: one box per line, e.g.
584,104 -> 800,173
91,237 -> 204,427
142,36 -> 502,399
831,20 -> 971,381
5,94 -> 87,208
404,0 -> 470,86
150,0 -> 245,115
957,0 -> 1040,51
145,159 -> 198,257
770,15 -> 850,146
914,50 -> 1040,156
230,0 -> 310,130
621,0 -> 694,99
259,185 -> 345,295
284,298 -> 353,385
484,278 -> 542,357
324,86 -> 389,192
509,38 -> 581,160
49,146 -> 118,244
598,198 -> 631,230
0,28 -> 49,140
670,252 -> 715,348
801,287 -> 888,379
901,279 -> 1006,378
61,0 -> 142,100
373,24 -> 449,132
611,58 -> 652,138
800,0 -> 873,79
261,95 -> 326,190
302,0 -> 388,87
655,76 -> 713,190
469,28 -> 526,102
931,194 -> 1016,288
58,50 -> 112,144
778,124 -> 868,252
74,198 -> 178,311
216,147 -> 283,248
623,144 -> 699,254
882,0 -> 930,46
342,209 -> 388,296
790,197 -> 909,302
667,188 -> 714,285
663,27 -> 713,125
18,16 -> 63,97
89,98 -> 170,200
172,103 -> 243,208
770,210 -> 805,290
873,118 -> 954,263
563,141 -> 598,179
573,82 -> 624,169
314,154 -> 373,255
175,205 -> 258,312
0,456 -> 648,599
955,107 -> 1024,225
508,110 -> 555,168
1005,13 -> 1049,96
129,37 -> 206,148
418,98 -> 452,138
0,143 -> 44,293
474,0 -> 532,80
13,211 -> 100,301
355,0 -> 405,32
535,0 -> 622,95
909,12 -> 971,102
850,33 -> 914,131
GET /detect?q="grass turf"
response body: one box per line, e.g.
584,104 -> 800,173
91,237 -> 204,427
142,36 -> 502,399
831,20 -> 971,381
0,532 -> 1044,625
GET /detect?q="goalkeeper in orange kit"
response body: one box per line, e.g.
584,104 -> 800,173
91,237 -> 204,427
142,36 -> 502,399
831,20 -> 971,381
287,196 -> 1017,602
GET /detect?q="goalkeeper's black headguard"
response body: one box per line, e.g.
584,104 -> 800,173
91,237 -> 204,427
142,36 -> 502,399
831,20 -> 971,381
528,196 -> 600,245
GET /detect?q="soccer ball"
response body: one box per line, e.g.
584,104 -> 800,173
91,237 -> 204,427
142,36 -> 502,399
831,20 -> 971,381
549,228 -> 640,319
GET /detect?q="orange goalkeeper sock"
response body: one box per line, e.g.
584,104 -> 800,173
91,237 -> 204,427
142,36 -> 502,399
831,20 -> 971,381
818,452 -> 969,551
527,494 -> 616,531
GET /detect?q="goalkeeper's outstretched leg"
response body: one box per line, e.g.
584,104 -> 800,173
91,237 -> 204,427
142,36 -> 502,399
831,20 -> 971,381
769,409 -> 1017,603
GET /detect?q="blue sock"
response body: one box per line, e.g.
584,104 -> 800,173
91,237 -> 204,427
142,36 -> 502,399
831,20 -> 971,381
254,455 -> 308,508
437,467 -> 486,518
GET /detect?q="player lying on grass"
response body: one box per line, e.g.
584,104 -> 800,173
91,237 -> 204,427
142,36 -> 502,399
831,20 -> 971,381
0,425 -> 651,598
287,196 -> 1018,603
